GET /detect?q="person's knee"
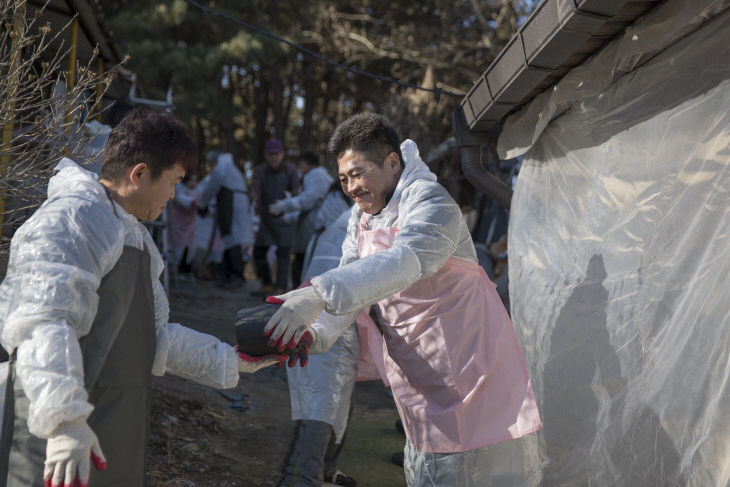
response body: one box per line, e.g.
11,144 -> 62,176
276,246 -> 290,258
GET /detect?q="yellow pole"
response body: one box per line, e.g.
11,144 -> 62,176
65,17 -> 79,132
95,57 -> 104,122
0,0 -> 27,231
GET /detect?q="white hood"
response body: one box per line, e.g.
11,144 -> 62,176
48,157 -> 107,201
377,139 -> 437,220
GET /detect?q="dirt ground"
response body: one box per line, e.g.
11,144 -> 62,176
145,272 -> 407,487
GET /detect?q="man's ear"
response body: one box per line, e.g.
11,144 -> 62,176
385,152 -> 401,174
128,163 -> 148,188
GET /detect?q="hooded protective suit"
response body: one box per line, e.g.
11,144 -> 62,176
0,159 -> 239,486
274,166 -> 333,254
197,153 -> 254,250
286,209 -> 359,442
192,174 -> 224,263
311,140 -> 542,486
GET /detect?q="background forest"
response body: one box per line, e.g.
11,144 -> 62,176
103,0 -> 536,169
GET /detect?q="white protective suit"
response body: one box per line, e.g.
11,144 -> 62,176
286,208 -> 359,442
192,174 -> 223,263
275,166 -> 334,253
197,153 -> 254,250
311,141 -> 539,486
0,159 -> 239,439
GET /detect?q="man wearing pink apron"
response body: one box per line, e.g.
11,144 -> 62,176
266,113 -> 542,486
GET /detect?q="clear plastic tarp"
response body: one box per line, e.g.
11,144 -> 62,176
500,1 -> 730,485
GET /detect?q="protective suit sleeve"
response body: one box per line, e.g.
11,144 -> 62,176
392,182 -> 462,278
275,168 -> 332,214
309,309 -> 360,354
338,206 -> 361,267
196,162 -> 224,209
0,200 -> 125,438
313,182 -> 462,314
146,253 -> 238,389
152,321 -> 240,389
16,324 -> 94,439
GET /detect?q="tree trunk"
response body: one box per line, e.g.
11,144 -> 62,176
283,69 -> 295,149
223,75 -> 239,165
270,71 -> 285,143
252,71 -> 270,165
298,57 -> 316,152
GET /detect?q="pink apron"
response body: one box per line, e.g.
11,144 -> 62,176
357,214 -> 542,453
168,197 -> 197,247
355,309 -> 389,385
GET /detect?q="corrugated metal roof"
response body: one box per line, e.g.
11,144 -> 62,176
461,0 -> 663,133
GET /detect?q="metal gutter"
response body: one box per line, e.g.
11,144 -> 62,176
460,0 -> 663,133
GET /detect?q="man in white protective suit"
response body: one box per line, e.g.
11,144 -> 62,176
196,151 -> 254,285
275,202 -> 372,487
0,107 -> 284,487
265,113 -> 543,486
268,150 -> 333,288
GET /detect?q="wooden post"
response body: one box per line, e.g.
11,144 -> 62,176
0,0 -> 27,231
65,17 -> 79,133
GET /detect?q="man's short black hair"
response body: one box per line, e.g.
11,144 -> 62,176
326,113 -> 402,167
101,106 -> 198,181
298,150 -> 319,167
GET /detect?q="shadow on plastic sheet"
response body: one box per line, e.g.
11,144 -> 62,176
541,254 -> 684,486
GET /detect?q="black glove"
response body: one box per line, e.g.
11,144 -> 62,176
197,205 -> 209,217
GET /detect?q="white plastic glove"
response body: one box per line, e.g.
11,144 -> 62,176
44,417 -> 107,487
263,287 -> 326,349
237,348 -> 287,373
268,200 -> 286,216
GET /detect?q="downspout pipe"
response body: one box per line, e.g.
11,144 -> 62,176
452,108 -> 513,210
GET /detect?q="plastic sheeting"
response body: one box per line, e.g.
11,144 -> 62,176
501,3 -> 730,486
498,0 -> 730,160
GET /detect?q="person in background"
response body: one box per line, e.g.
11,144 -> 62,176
299,181 -> 352,278
197,151 -> 253,286
265,113 -> 542,487
250,138 -> 300,294
167,172 -> 199,279
189,171 -> 225,280
275,208 -> 360,487
268,151 -> 333,287
0,107 -> 282,487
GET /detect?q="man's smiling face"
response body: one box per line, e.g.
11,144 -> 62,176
337,149 -> 401,215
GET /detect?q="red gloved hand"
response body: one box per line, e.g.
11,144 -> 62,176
287,330 -> 314,368
236,347 -> 288,372
43,418 -> 107,487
